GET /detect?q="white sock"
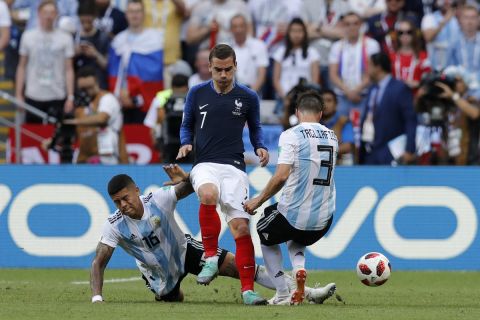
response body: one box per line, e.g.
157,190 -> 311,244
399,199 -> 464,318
254,265 -> 275,290
261,244 -> 289,296
205,255 -> 219,265
287,241 -> 306,271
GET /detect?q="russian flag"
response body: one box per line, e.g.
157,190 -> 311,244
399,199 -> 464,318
108,28 -> 164,113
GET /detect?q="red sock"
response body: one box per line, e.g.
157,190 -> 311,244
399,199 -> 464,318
199,204 -> 220,258
235,235 -> 255,292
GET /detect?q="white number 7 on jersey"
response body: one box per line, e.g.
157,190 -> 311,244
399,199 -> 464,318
200,111 -> 207,129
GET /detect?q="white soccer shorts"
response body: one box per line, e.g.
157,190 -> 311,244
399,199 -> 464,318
190,162 -> 250,222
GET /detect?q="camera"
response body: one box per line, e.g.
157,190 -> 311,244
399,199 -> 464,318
416,71 -> 456,126
49,113 -> 76,163
74,90 -> 92,108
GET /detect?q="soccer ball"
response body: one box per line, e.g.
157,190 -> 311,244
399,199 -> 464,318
356,252 -> 391,287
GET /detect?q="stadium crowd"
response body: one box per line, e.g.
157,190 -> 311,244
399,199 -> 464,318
1,0 -> 480,165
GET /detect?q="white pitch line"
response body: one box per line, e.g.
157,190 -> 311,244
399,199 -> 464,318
71,276 -> 141,285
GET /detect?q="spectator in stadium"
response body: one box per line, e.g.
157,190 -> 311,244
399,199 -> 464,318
328,11 -> 380,146
185,0 -> 251,49
94,0 -> 128,38
90,169 -> 336,304
272,18 -> 320,115
230,14 -> 268,93
389,19 -> 431,95
20,0 -> 78,30
64,66 -> 127,164
143,0 -> 188,80
188,48 -> 211,88
417,66 -> 480,165
359,52 -> 417,165
75,1 -> 110,89
348,0 -> 386,19
366,0 -> 421,53
0,0 -> 11,53
447,4 -> 480,82
301,0 -> 351,90
244,91 -> 338,305
176,44 -> 269,305
320,89 -> 355,165
144,73 -> 191,163
108,0 -> 164,124
421,0 -> 460,71
247,0 -> 290,56
15,0 -> 75,123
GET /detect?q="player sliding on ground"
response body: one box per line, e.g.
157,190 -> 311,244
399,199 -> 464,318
244,91 -> 337,305
90,166 -> 335,304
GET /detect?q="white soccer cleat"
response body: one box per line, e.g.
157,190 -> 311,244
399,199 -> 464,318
267,293 -> 291,306
306,283 -> 336,304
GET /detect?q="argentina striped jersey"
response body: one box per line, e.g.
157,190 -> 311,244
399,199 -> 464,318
277,122 -> 338,230
100,187 -> 187,296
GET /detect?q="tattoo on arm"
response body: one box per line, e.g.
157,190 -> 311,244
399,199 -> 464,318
90,242 -> 114,296
175,181 -> 194,200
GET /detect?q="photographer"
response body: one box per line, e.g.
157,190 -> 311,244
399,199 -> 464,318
416,66 -> 480,164
64,66 -> 127,164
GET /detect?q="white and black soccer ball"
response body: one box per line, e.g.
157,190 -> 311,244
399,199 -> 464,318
356,252 -> 391,287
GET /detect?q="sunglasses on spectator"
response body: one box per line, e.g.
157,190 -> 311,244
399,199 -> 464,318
397,30 -> 413,35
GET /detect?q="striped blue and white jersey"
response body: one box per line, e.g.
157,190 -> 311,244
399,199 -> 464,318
277,122 -> 338,231
100,186 -> 187,296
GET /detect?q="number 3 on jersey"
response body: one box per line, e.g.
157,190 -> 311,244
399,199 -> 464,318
200,111 -> 207,129
313,145 -> 333,186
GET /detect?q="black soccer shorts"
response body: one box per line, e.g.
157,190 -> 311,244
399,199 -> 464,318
257,203 -> 333,246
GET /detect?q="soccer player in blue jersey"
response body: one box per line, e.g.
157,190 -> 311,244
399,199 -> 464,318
90,167 -> 334,304
244,91 -> 338,305
177,44 -> 269,305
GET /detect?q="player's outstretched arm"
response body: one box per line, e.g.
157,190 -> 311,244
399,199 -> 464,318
90,242 -> 114,303
163,164 -> 194,200
244,164 -> 291,214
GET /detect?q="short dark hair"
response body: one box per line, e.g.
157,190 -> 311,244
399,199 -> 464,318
76,66 -> 98,80
209,44 -> 236,63
77,0 -> 95,16
108,174 -> 135,195
171,74 -> 189,88
128,0 -> 144,7
370,52 -> 392,73
297,90 -> 325,114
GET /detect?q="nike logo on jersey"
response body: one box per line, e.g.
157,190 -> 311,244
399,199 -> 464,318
199,104 -> 208,110
235,99 -> 242,107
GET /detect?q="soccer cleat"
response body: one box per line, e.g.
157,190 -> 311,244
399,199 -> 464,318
306,283 -> 336,304
267,293 -> 291,306
290,268 -> 307,305
197,260 -> 219,285
242,290 -> 268,305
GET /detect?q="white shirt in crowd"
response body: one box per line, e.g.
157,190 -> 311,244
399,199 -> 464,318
0,1 -> 12,28
328,36 -> 380,95
19,28 -> 74,101
273,46 -> 320,95
231,36 -> 269,88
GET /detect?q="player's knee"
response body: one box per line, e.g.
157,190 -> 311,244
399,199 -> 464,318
232,223 -> 250,237
198,184 -> 218,204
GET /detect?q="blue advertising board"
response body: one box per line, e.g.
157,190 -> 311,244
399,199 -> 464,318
0,165 -> 478,270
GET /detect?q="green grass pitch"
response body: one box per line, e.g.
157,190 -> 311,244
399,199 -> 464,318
0,269 -> 479,320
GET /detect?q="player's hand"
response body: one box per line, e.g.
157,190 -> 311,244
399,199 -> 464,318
256,148 -> 269,167
163,164 -> 189,186
176,144 -> 192,160
244,197 -> 261,215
